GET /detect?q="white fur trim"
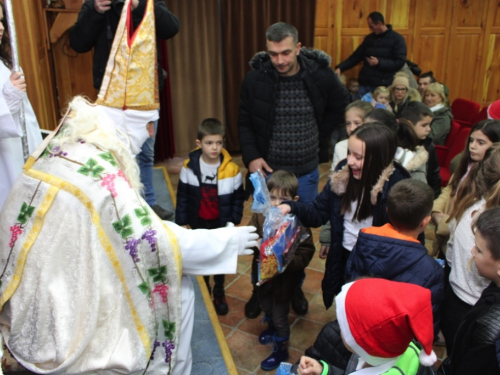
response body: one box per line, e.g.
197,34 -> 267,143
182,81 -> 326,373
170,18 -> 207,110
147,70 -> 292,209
419,349 -> 437,366
335,282 -> 399,366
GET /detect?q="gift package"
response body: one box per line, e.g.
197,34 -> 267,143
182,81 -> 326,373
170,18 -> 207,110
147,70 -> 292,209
249,171 -> 309,285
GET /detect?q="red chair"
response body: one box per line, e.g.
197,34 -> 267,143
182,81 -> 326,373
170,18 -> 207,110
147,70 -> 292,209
472,106 -> 488,124
435,120 -> 461,166
437,126 -> 470,186
451,98 -> 481,128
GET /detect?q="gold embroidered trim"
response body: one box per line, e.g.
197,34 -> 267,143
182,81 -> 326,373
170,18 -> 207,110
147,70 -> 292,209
23,168 -> 151,355
162,223 -> 182,284
0,185 -> 60,311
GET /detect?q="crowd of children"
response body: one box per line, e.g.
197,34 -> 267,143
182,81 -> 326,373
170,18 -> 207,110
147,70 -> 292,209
175,75 -> 500,374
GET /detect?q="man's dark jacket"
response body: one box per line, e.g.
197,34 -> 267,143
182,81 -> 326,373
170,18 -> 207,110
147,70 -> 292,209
69,0 -> 179,90
336,25 -> 407,87
238,48 -> 349,168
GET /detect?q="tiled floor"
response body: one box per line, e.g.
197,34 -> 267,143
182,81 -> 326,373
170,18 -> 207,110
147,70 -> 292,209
158,155 -> 447,374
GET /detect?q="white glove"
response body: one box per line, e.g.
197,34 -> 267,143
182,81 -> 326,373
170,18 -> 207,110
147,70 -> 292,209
234,225 -> 258,255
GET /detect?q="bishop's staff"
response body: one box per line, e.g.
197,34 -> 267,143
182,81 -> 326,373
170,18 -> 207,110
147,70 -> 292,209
4,0 -> 29,162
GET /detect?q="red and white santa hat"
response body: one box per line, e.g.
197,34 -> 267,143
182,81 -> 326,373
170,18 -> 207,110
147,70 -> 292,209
335,279 -> 437,367
487,100 -> 500,120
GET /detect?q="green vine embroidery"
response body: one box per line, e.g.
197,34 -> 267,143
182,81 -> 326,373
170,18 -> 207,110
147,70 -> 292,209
135,207 -> 152,226
162,320 -> 176,341
112,214 -> 134,239
99,152 -> 118,167
77,158 -> 105,178
17,202 -> 35,224
148,266 -> 167,283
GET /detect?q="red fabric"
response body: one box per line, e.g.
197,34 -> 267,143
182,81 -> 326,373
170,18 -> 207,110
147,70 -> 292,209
473,106 -> 488,124
451,98 -> 481,128
199,184 -> 220,220
155,41 -> 175,161
488,100 -> 500,120
345,279 -> 434,359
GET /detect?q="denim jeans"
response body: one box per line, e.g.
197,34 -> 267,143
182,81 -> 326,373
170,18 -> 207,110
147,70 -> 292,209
136,119 -> 158,207
358,84 -> 377,98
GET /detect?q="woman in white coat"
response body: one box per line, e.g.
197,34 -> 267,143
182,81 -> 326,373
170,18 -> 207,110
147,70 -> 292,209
0,2 -> 42,210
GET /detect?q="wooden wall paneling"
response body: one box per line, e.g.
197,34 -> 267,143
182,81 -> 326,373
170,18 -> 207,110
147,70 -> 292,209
445,0 -> 489,103
493,0 -> 500,28
412,0 -> 452,81
445,33 -> 483,102
479,0 -> 500,104
482,33 -> 500,103
13,0 -> 58,130
44,8 -> 96,115
313,0 -> 500,106
453,0 -> 487,28
341,0 -> 386,28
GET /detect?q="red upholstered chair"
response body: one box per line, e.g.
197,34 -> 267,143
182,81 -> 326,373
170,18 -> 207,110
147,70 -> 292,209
435,120 -> 461,166
472,106 -> 488,124
437,125 -> 470,186
451,98 -> 481,128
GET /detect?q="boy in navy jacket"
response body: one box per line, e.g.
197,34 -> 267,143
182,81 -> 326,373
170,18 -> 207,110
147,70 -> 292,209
175,118 -> 244,315
345,179 -> 444,337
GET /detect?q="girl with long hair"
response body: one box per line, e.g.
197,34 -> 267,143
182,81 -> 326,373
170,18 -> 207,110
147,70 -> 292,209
441,143 -> 500,355
432,119 -> 500,256
279,124 -> 411,308
0,1 -> 42,210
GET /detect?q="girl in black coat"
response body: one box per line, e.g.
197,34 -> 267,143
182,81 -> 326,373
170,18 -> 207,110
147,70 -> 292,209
279,124 -> 411,308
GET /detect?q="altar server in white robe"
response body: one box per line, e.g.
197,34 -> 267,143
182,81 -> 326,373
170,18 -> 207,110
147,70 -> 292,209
0,1 -> 42,210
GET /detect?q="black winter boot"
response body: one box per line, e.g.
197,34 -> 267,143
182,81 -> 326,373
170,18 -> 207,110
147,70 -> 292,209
245,288 -> 261,319
213,289 -> 229,316
291,286 -> 308,315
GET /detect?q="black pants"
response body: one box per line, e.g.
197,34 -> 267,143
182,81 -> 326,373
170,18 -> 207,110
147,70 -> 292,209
440,286 -> 473,355
258,281 -> 291,337
195,218 -> 225,296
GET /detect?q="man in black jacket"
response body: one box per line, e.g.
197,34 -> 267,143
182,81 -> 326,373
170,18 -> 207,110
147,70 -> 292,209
69,0 -> 179,220
238,22 -> 348,318
334,12 -> 407,97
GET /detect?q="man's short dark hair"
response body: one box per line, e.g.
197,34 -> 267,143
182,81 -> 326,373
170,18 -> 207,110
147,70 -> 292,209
267,170 -> 299,198
368,12 -> 385,25
197,118 -> 225,140
266,22 -> 299,44
401,102 -> 434,125
387,180 -> 434,231
419,71 -> 436,83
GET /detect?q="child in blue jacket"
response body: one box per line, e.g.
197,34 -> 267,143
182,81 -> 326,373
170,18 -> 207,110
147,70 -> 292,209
345,179 -> 444,337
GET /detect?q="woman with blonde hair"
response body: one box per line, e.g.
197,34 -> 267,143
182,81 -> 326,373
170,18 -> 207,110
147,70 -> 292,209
424,82 -> 453,145
389,72 -> 420,118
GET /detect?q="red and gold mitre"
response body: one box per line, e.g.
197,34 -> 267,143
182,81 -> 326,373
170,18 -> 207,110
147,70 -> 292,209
96,0 -> 159,110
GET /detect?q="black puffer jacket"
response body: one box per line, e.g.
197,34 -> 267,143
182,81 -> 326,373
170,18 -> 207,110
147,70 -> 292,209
304,320 -> 352,373
238,48 -> 349,167
69,0 -> 179,90
304,320 -> 437,375
336,25 -> 407,88
438,283 -> 500,375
